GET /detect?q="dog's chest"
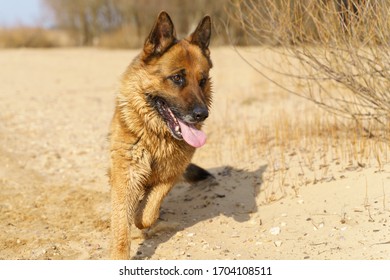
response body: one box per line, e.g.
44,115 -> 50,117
146,137 -> 195,181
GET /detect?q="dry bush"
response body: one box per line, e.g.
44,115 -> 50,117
232,0 -> 390,134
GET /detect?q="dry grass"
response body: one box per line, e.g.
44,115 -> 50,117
0,27 -> 74,48
239,109 -> 389,204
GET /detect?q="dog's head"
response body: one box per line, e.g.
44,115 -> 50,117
139,12 -> 212,148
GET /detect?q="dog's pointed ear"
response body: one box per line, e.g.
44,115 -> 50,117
189,16 -> 211,51
143,11 -> 176,59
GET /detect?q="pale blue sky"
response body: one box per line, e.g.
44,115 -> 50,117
0,0 -> 45,27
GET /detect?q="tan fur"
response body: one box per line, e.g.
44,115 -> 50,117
109,12 -> 212,259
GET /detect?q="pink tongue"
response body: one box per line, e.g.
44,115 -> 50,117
178,119 -> 206,148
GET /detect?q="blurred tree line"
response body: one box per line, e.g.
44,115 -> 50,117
43,0 -> 247,47
1,0 -> 382,48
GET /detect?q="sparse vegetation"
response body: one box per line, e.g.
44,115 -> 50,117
0,27 -> 69,48
232,0 -> 390,132
216,96 -> 389,205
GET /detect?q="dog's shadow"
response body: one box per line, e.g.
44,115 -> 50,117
133,165 -> 267,259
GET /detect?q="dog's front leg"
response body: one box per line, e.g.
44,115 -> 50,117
110,150 -> 151,260
134,182 -> 174,229
111,181 -> 140,260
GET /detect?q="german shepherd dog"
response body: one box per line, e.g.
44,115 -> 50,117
109,12 -> 213,259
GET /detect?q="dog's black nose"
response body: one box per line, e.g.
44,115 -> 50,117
192,106 -> 209,122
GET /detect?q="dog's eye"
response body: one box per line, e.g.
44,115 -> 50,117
170,74 -> 185,86
199,78 -> 207,88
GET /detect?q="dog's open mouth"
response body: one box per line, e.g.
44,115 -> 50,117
152,97 -> 206,148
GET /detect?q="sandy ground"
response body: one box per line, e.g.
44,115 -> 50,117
0,47 -> 389,260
